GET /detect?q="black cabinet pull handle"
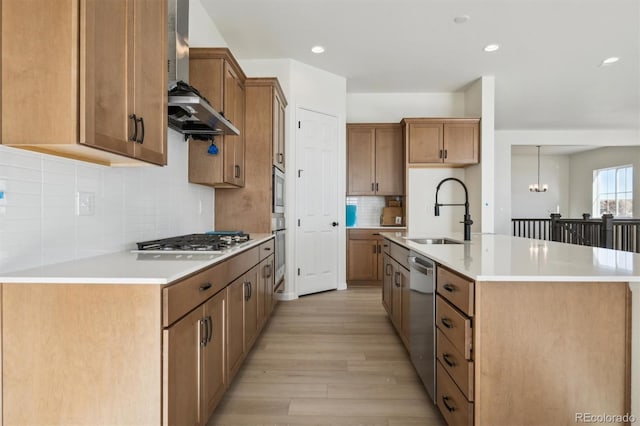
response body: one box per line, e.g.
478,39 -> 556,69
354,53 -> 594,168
244,282 -> 249,301
377,244 -> 381,254
375,183 -> 379,191
278,153 -> 284,163
439,149 -> 443,159
371,183 -> 375,191
442,396 -> 456,413
385,263 -> 392,276
207,315 -> 213,343
443,283 -> 456,293
199,282 -> 212,292
136,117 -> 145,144
235,165 -> 241,178
442,353 -> 456,367
394,271 -> 401,287
249,282 -> 252,299
444,149 -> 448,159
332,222 -> 339,227
264,247 -> 272,251
128,114 -> 138,142
441,317 -> 454,329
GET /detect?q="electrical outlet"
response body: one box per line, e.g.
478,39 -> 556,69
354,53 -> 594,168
76,192 -> 95,216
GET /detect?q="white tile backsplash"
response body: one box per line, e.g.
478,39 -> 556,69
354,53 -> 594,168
346,196 -> 387,227
0,129 -> 214,273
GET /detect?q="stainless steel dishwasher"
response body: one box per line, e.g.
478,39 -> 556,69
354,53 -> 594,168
408,251 -> 436,402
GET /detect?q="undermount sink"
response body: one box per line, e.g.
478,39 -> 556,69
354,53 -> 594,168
407,238 -> 463,245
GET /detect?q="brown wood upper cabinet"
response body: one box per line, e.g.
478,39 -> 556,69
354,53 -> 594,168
347,124 -> 404,195
215,78 -> 287,233
189,48 -> 246,187
273,87 -> 287,172
1,0 -> 167,166
402,118 -> 479,166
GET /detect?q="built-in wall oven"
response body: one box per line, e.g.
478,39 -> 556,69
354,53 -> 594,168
272,167 -> 286,289
408,251 -> 436,402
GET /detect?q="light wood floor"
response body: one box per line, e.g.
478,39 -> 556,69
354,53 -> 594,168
208,287 -> 444,426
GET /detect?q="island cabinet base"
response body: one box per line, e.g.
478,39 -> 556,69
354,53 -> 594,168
473,281 -> 631,425
2,284 -> 163,425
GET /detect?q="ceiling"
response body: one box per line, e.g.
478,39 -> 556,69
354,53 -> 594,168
202,0 -> 640,131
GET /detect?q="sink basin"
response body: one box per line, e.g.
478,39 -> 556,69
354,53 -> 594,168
408,238 -> 463,245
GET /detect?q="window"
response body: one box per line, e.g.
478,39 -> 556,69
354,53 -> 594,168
592,165 -> 633,217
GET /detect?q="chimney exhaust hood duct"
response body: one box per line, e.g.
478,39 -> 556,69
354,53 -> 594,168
167,0 -> 239,139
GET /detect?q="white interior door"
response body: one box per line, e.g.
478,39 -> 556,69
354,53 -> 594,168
295,108 -> 339,296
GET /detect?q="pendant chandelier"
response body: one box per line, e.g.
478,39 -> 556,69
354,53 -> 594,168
529,145 -> 548,192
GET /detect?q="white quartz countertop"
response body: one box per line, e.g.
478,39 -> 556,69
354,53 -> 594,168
0,234 -> 274,285
381,232 -> 640,282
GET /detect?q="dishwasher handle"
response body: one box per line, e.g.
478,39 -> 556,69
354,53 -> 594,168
408,256 -> 434,275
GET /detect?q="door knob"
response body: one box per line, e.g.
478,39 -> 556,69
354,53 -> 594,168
331,222 -> 339,227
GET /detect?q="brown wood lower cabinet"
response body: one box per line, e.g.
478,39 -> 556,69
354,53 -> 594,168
0,238 -> 276,425
433,264 -> 631,425
347,229 -> 385,285
381,242 -> 410,351
164,289 -> 226,425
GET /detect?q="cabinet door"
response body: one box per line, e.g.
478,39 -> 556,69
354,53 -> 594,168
374,126 -> 404,195
382,254 -> 393,314
226,277 -> 245,382
223,62 -> 245,187
131,0 -> 167,165
377,245 -> 384,280
391,261 -> 403,331
258,255 -> 275,329
444,121 -> 479,164
82,0 -> 134,157
347,239 -> 379,281
201,290 -> 226,423
407,122 -> 443,163
273,90 -> 286,171
347,127 -> 376,195
244,266 -> 259,349
399,265 -> 411,347
164,307 -> 203,426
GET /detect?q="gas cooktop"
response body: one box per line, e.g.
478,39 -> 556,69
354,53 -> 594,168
133,232 -> 251,254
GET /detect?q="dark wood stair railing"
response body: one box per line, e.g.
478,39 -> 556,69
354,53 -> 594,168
512,214 -> 640,253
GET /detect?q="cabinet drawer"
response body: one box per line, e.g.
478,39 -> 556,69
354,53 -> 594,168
437,329 -> 474,401
348,229 -> 383,240
389,241 -> 409,269
436,296 -> 472,360
437,267 -> 474,316
259,239 -> 275,260
163,246 -> 260,327
437,362 -> 473,426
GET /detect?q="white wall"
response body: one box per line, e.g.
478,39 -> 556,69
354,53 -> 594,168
568,146 -> 640,217
495,129 -> 640,235
464,76 -> 496,235
238,58 -> 347,299
0,131 -> 214,273
346,93 -> 464,123
511,154 -> 569,218
189,0 -> 228,47
408,168 -> 465,236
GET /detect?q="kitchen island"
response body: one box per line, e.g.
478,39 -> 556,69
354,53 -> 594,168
381,231 -> 639,426
0,234 -> 275,425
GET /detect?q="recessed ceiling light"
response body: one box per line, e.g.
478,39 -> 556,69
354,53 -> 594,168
600,57 -> 620,66
311,46 -> 325,54
484,44 -> 500,52
454,15 -> 470,24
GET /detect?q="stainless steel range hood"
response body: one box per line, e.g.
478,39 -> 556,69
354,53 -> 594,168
167,0 -> 239,138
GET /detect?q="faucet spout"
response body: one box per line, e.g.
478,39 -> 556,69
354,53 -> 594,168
434,177 -> 473,241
